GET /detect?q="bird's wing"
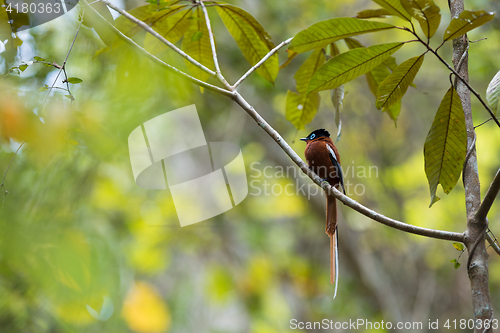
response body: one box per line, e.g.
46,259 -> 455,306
326,144 -> 345,194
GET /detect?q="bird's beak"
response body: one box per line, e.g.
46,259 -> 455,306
300,138 -> 308,142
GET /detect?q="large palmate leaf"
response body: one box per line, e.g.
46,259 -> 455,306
144,7 -> 192,54
294,48 -> 326,94
443,10 -> 495,41
356,8 -> 393,19
424,87 -> 467,206
371,0 -> 411,21
376,54 -> 424,111
401,0 -> 441,38
307,42 -> 404,93
289,18 -> 394,53
486,70 -> 500,116
286,91 -> 320,130
181,7 -> 215,83
216,4 -> 278,84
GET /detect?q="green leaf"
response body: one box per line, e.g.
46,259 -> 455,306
216,4 -> 278,83
371,0 -> 411,21
191,31 -> 203,41
289,18 -> 395,53
34,56 -> 45,61
114,5 -> 186,40
307,42 -> 404,93
144,6 -> 192,54
453,242 -> 464,251
67,77 -> 83,84
450,259 -> 457,263
286,91 -> 320,130
424,87 -> 467,207
294,49 -> 326,94
443,10 -> 495,41
38,85 -> 49,92
19,64 -> 28,72
344,37 -> 397,74
401,0 -> 441,38
386,99 -> 401,124
181,7 -> 215,83
486,70 -> 500,116
356,8 -> 393,19
330,43 -> 340,57
376,54 -> 424,111
454,262 -> 461,269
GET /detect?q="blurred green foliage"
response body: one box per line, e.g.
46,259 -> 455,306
0,0 -> 499,332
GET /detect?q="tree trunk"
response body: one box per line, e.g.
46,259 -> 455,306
449,0 -> 493,330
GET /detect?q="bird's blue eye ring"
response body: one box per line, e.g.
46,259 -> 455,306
310,134 -> 316,139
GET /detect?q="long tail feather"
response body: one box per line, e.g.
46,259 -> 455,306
326,194 -> 338,299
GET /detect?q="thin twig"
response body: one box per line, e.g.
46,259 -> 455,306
1,142 -> 25,187
100,0 -> 217,78
476,167 -> 500,221
84,0 -> 233,97
199,0 -> 232,90
475,117 -> 500,129
232,37 -> 293,89
485,229 -> 500,256
39,24 -> 81,116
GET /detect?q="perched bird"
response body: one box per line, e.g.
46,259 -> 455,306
301,129 -> 345,298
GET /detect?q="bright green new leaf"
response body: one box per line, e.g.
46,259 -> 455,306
216,4 -> 278,84
307,42 -> 404,93
401,0 -> 441,38
67,77 -> 83,84
286,91 -> 320,130
424,87 -> 467,207
486,70 -> 500,116
453,242 -> 464,251
443,10 -> 495,41
19,64 -> 28,72
376,54 -> 424,111
356,8 -> 393,19
454,262 -> 461,269
371,0 -> 411,20
289,18 -> 394,53
34,56 -> 45,62
38,85 -> 48,92
144,7 -> 192,54
294,49 -> 326,94
181,7 -> 215,83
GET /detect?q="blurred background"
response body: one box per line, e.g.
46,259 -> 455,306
0,0 -> 499,332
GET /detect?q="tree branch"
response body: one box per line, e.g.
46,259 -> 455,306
232,37 -> 293,89
199,0 -> 232,90
229,92 -> 465,242
477,167 -> 500,221
88,0 -> 465,243
84,0 -> 233,97
100,0 -> 217,78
